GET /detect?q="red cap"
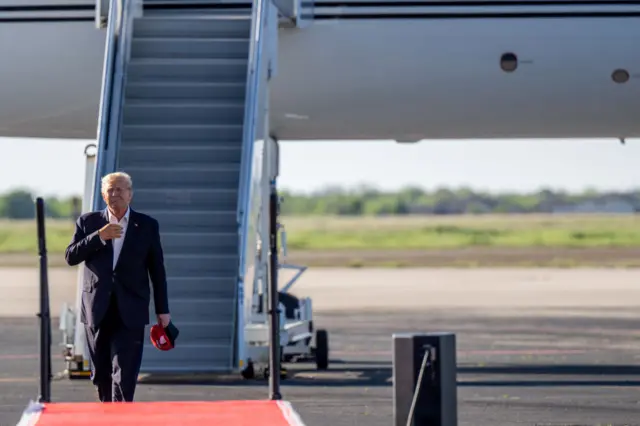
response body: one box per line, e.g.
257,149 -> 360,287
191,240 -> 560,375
150,323 -> 175,351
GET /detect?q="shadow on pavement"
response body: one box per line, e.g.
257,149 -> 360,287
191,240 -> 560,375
137,361 -> 640,388
137,360 -> 392,388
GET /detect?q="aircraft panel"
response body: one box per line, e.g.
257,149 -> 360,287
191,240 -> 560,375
270,17 -> 640,140
0,21 -> 104,139
0,0 -> 92,5
1,9 -> 639,140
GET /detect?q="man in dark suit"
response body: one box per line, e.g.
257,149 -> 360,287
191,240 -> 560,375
65,171 -> 170,402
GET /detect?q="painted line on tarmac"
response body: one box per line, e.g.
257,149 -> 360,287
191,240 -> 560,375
5,349 -> 588,360
0,354 -> 38,360
331,349 -> 587,357
461,349 -> 587,356
0,377 -> 36,383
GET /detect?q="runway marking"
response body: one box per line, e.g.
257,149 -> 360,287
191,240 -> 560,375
331,349 -> 587,357
461,349 -> 587,356
0,377 -> 36,383
0,354 -> 38,360
2,349 -> 588,362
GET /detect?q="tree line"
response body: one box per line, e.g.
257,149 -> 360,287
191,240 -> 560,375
1,187 -> 639,220
279,186 -> 640,216
0,189 -> 81,220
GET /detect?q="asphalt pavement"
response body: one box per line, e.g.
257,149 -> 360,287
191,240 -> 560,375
2,268 -> 640,426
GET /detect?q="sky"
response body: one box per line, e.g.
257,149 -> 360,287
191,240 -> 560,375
1,136 -> 639,198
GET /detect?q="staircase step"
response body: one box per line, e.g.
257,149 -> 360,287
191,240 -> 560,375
143,319 -> 234,344
143,0 -> 252,4
122,124 -> 243,143
132,188 -> 238,210
126,81 -> 246,101
165,254 -> 239,275
127,58 -> 248,83
121,9 -> 252,374
161,232 -> 239,255
133,16 -> 251,39
166,276 -> 237,300
141,343 -> 232,372
122,101 -> 244,125
120,145 -> 242,168
147,210 -> 237,232
131,37 -> 250,60
165,297 -> 236,319
123,139 -> 242,148
127,165 -> 240,189
144,9 -> 251,17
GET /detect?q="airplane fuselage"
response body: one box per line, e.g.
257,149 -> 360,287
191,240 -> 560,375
1,1 -> 639,141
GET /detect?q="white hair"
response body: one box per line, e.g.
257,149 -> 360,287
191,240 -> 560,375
101,171 -> 133,192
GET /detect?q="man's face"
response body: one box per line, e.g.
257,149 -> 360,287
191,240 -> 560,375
102,177 -> 132,212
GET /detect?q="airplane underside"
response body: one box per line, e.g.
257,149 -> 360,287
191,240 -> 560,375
0,0 -> 639,141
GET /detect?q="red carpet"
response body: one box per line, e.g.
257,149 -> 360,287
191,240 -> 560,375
19,400 -> 305,426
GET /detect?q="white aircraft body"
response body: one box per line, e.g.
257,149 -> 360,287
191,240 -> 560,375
1,0 -> 639,141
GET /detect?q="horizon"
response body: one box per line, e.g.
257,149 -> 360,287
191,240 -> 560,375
4,183 -> 640,199
1,137 -> 638,198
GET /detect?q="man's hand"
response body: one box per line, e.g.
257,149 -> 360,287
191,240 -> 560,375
157,314 -> 171,328
98,223 -> 122,241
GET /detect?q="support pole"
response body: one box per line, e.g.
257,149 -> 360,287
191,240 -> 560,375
36,197 -> 52,403
268,179 -> 282,400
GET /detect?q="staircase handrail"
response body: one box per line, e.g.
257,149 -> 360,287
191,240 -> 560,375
235,0 -> 271,368
91,0 -> 135,211
237,1 -> 270,286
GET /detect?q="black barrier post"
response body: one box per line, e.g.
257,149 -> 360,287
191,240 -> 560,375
268,180 -> 282,400
393,333 -> 457,426
36,197 -> 52,403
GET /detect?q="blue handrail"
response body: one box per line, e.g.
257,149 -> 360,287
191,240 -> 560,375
91,0 -> 134,211
235,0 -> 271,367
91,0 -> 120,211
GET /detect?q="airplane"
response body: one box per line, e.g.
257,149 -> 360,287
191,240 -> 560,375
6,2 -> 640,423
1,0 -> 639,141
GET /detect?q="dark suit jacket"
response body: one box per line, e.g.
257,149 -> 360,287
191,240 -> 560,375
65,208 -> 169,329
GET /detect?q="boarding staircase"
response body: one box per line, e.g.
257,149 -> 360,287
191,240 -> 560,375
90,0 -> 265,374
123,11 -> 250,372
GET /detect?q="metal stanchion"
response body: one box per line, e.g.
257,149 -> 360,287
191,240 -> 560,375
268,180 -> 282,400
36,197 -> 52,403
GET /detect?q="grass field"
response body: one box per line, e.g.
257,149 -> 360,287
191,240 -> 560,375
2,214 -> 640,267
282,214 -> 640,250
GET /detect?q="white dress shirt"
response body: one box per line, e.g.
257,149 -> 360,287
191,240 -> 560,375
100,207 -> 130,269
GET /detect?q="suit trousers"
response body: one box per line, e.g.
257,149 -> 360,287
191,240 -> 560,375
84,293 -> 145,402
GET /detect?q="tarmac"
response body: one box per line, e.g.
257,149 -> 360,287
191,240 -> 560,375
2,267 -> 640,426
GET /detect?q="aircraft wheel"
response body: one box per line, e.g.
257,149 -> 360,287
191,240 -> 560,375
315,329 -> 329,370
